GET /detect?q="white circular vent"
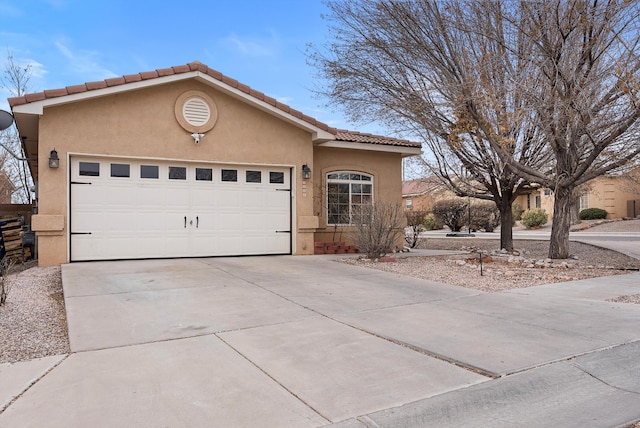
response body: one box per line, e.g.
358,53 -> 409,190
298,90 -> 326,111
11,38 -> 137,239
175,91 -> 218,133
183,97 -> 210,126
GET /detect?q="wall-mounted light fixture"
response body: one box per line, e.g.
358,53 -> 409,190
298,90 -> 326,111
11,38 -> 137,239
49,149 -> 60,169
302,164 -> 311,180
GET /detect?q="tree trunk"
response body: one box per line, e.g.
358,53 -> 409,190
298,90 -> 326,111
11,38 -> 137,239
498,196 -> 514,252
549,186 -> 574,259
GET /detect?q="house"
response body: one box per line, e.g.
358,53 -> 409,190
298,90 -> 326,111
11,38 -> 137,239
514,168 -> 640,219
401,177 -> 446,212
0,172 -> 15,204
9,62 -> 421,266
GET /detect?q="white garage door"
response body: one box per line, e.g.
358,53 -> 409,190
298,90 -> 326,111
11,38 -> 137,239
70,157 -> 292,261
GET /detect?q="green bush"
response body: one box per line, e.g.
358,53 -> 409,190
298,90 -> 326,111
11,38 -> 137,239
579,208 -> 607,220
520,208 -> 548,229
423,213 -> 443,230
468,200 -> 500,232
512,202 -> 524,221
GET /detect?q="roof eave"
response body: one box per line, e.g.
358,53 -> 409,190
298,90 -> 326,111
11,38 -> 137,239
316,140 -> 422,157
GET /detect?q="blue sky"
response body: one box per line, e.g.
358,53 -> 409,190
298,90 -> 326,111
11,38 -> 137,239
0,0 -> 386,134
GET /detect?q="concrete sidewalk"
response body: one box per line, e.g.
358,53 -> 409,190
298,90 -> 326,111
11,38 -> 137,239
1,255 -> 639,427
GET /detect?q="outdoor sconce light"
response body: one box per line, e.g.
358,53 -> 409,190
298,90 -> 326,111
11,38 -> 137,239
49,149 -> 59,169
302,164 -> 312,180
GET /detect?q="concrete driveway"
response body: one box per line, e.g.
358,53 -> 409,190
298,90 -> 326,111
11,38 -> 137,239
1,255 -> 640,427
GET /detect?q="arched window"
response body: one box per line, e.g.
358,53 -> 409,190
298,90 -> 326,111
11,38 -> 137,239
326,172 -> 373,225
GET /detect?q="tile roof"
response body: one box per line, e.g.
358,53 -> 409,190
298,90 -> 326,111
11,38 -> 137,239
8,61 -> 421,149
335,130 -> 421,148
402,177 -> 443,196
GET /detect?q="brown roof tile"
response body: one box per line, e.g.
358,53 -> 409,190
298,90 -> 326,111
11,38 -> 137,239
66,84 -> 88,94
156,67 -> 174,77
123,74 -> 142,83
85,80 -> 108,90
8,96 -> 26,107
44,88 -> 68,98
139,71 -> 159,80
7,61 -> 419,150
105,77 -> 126,87
24,92 -> 46,102
221,75 -> 238,88
172,65 -> 190,74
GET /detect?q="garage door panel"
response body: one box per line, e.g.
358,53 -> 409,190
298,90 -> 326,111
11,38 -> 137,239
70,158 -> 291,261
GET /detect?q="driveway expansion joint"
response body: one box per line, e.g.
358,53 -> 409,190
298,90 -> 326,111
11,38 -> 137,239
0,354 -> 70,415
214,333 -> 332,424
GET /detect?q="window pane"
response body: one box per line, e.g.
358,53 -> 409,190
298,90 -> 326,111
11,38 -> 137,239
140,165 -> 159,179
351,183 -> 362,193
110,163 -> 130,178
246,170 -> 261,183
221,169 -> 237,182
361,175 -> 372,181
169,166 -> 187,180
270,171 -> 285,184
196,168 -> 213,181
350,173 -> 361,180
362,184 -> 372,194
79,162 -> 100,177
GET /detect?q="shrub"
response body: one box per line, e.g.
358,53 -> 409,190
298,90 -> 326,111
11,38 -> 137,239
423,213 -> 443,230
512,202 -> 524,221
404,211 -> 427,248
579,208 -> 607,220
432,198 -> 468,232
350,202 -> 405,259
468,200 -> 500,232
520,208 -> 548,229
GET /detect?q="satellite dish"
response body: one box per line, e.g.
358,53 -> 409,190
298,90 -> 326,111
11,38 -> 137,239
0,110 -> 14,131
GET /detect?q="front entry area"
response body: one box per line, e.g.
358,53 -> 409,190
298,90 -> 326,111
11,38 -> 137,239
69,156 -> 292,261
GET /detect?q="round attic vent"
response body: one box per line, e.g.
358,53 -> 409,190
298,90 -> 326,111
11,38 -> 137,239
175,91 -> 218,133
183,97 -> 210,126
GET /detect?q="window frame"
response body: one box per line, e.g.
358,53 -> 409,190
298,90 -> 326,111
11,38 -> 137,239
326,171 -> 374,226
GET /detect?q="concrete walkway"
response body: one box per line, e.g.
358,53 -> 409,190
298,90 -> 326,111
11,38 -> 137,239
1,253 -> 639,427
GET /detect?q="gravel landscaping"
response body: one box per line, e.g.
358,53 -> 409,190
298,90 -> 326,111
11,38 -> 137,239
0,220 -> 638,364
343,238 -> 640,292
0,262 -> 69,363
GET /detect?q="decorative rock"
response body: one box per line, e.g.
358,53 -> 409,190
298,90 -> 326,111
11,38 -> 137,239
504,271 -> 517,277
456,260 -> 466,266
379,257 -> 397,263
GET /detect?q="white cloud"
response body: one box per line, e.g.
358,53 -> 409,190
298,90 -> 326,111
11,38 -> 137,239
221,30 -> 281,57
54,40 -> 118,80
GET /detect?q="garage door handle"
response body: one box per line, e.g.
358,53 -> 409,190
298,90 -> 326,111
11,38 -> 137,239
196,216 -> 199,228
184,216 -> 187,228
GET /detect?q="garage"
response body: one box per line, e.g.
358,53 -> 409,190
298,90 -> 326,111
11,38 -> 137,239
70,156 -> 292,261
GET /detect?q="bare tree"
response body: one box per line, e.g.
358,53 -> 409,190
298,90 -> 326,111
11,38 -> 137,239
309,0 -> 549,252
1,53 -> 34,203
310,0 -> 640,258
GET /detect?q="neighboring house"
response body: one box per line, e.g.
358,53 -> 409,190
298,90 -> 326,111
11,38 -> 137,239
514,168 -> 640,219
0,172 -> 15,204
9,62 -> 421,266
401,177 -> 446,212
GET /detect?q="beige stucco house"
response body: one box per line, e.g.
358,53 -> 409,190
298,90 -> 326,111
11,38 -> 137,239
9,62 -> 421,266
514,169 -> 640,219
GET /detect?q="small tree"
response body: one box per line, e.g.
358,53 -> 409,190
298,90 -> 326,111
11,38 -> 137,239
432,198 -> 468,232
404,210 -> 427,248
350,202 -> 404,259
